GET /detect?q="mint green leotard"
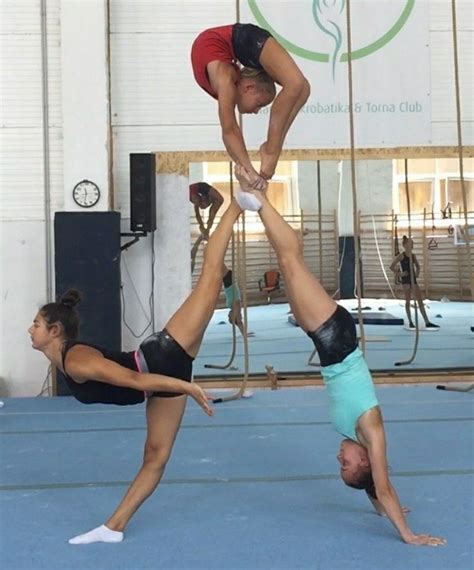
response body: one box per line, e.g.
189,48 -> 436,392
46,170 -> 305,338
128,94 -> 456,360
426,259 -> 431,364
321,347 -> 379,441
224,283 -> 241,309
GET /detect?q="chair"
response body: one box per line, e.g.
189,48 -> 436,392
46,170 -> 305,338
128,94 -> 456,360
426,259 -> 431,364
258,270 -> 280,303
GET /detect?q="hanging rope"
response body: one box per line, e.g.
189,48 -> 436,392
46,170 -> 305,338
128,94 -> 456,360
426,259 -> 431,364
439,0 -> 474,393
204,162 -> 238,371
213,199 -> 251,403
317,160 -> 324,282
190,233 -> 205,274
395,159 -> 420,366
451,0 -> 473,301
345,0 -> 366,354
393,212 -> 400,256
422,207 -> 430,298
365,162 -> 397,299
371,214 -> 397,299
212,0 -> 251,402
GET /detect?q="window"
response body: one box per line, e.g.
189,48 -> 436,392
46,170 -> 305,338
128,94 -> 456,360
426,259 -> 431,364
443,179 -> 474,212
394,159 -> 474,224
397,180 -> 433,215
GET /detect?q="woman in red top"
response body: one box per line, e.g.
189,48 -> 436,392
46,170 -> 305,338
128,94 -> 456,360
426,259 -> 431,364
189,182 -> 224,240
191,24 -> 310,185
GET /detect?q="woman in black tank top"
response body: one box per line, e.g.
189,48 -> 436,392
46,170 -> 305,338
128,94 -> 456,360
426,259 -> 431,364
390,236 -> 439,330
29,199 -> 244,544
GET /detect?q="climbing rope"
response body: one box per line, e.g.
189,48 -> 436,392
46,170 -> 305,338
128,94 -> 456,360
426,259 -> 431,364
345,0 -> 366,354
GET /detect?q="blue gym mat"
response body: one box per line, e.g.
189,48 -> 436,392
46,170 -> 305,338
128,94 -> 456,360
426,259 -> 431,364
0,386 -> 473,570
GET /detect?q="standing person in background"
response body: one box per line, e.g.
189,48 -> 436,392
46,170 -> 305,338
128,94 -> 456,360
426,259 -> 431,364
390,236 -> 440,330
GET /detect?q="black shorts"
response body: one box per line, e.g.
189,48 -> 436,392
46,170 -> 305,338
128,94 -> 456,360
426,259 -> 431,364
306,305 -> 358,367
136,329 -> 193,398
232,23 -> 272,69
401,274 -> 417,285
222,269 -> 233,288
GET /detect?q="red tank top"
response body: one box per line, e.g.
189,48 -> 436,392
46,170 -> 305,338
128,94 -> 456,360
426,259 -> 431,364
191,25 -> 240,99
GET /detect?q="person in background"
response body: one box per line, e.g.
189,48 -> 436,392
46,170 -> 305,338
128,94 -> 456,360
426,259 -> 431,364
390,236 -> 440,330
222,263 -> 255,338
190,182 -> 224,240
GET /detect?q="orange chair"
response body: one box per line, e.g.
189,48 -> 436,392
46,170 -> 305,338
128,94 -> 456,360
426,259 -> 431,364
258,270 -> 280,303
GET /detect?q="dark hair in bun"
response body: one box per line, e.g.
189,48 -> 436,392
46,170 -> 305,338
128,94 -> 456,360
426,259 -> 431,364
59,289 -> 82,308
39,289 -> 82,340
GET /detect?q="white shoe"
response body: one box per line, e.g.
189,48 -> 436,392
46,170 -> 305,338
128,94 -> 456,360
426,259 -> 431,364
235,189 -> 262,211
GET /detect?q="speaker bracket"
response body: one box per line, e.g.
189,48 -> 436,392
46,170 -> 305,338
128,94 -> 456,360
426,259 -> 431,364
120,231 -> 148,251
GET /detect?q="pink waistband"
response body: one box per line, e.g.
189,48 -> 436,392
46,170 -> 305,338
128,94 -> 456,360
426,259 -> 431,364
134,350 -> 152,399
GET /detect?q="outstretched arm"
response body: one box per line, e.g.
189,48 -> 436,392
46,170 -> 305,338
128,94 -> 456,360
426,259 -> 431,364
360,408 -> 446,546
65,345 -> 213,416
194,205 -> 207,235
366,489 -> 410,518
206,188 -> 224,233
389,253 -> 402,274
413,254 -> 421,278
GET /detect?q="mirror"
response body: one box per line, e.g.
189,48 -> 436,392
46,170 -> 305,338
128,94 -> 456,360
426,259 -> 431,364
189,158 -> 473,379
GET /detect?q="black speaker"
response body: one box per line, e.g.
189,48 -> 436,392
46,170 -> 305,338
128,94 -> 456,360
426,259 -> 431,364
54,211 -> 122,395
130,153 -> 156,232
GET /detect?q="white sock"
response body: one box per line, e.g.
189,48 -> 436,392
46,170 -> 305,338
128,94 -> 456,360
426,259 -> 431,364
68,524 -> 123,545
235,189 -> 262,211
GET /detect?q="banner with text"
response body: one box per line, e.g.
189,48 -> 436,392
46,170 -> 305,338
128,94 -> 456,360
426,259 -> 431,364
241,0 -> 431,149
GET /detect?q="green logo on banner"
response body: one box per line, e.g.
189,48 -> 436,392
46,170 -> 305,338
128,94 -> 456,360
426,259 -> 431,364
248,0 -> 415,77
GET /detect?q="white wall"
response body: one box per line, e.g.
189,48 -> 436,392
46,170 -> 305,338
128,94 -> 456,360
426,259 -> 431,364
430,1 -> 474,145
61,0 -> 111,211
0,0 -> 62,397
0,221 -> 50,396
1,0 -> 473,396
110,0 -> 237,217
298,161 -> 340,214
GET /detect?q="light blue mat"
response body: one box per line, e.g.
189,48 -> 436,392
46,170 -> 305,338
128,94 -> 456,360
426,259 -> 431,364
0,386 -> 473,569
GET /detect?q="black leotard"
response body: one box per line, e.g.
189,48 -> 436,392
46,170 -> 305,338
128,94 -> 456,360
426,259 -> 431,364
61,341 -> 144,405
62,328 -> 194,404
400,253 -> 417,285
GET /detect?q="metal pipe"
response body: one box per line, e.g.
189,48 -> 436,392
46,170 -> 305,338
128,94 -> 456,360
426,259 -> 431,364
106,0 -> 115,209
40,0 -> 53,303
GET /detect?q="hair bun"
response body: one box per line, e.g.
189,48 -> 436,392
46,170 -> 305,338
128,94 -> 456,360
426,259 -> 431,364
59,289 -> 82,308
